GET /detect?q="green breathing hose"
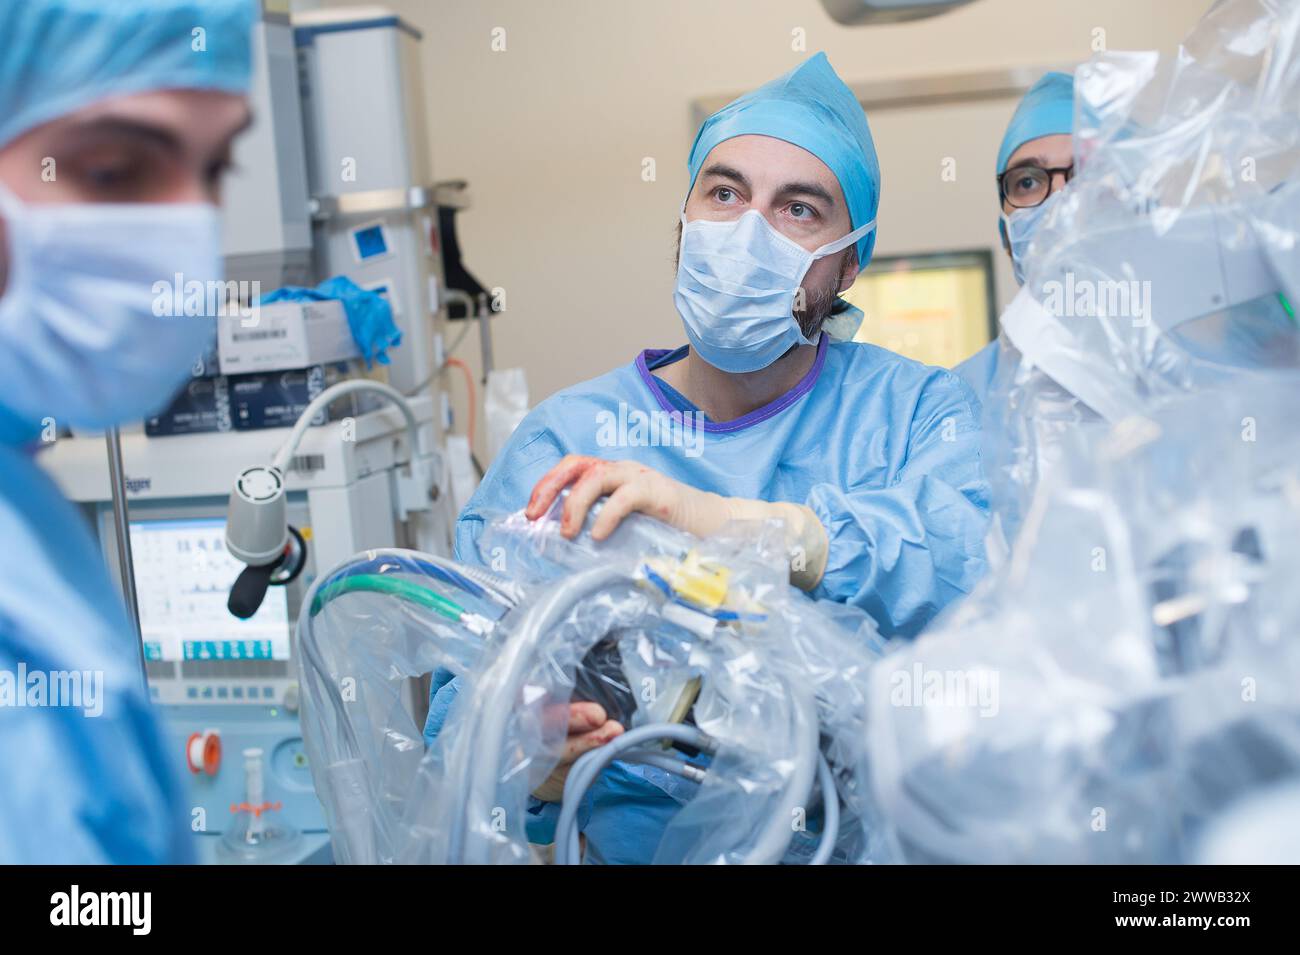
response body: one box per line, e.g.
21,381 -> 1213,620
310,574 -> 467,621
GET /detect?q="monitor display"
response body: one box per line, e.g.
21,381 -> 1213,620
842,250 -> 997,368
128,517 -> 292,664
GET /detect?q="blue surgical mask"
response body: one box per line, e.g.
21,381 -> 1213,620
674,209 -> 875,373
1000,193 -> 1059,286
0,181 -> 221,434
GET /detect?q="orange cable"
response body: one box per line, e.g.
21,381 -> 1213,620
444,357 -> 476,448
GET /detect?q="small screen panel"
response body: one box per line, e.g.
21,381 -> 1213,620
842,250 -> 997,368
128,517 -> 291,664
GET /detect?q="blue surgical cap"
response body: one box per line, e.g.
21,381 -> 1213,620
996,71 -> 1075,175
0,0 -> 257,148
687,52 -> 881,271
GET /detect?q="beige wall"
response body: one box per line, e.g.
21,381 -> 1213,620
319,0 -> 1207,456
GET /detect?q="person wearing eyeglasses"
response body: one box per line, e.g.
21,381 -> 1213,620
955,71 -> 1074,404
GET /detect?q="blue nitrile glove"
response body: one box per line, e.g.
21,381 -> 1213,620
262,275 -> 402,368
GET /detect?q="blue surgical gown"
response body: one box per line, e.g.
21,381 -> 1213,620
429,337 -> 990,863
954,340 -> 1000,408
0,408 -> 192,863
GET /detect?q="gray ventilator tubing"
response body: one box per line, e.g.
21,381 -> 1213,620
446,564 -> 644,863
553,676 -> 823,865
554,722 -> 714,865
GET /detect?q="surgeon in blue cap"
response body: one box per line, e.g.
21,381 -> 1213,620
0,0 -> 256,862
428,53 -> 990,864
955,71 -> 1075,404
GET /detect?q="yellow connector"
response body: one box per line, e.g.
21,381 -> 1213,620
665,550 -> 730,610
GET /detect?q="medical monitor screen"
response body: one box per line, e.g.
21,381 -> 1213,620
842,249 -> 997,368
128,517 -> 291,664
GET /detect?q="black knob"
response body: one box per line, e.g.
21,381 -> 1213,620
228,562 -> 276,620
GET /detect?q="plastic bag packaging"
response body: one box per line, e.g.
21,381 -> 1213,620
869,383 -> 1300,863
296,551 -> 515,864
472,500 -> 897,865
298,494 -> 890,864
444,433 -> 479,515
982,0 -> 1300,543
1196,780 -> 1300,864
866,0 -> 1300,863
484,367 -> 529,464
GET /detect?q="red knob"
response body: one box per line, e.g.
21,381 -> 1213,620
185,729 -> 222,776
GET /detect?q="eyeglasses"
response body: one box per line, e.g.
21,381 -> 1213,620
997,163 -> 1075,209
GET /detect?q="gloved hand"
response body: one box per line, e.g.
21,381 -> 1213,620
525,455 -> 829,591
532,701 -> 624,803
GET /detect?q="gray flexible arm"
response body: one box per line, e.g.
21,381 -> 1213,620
808,752 -> 840,866
554,723 -> 715,866
450,565 -> 640,863
624,748 -> 708,783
